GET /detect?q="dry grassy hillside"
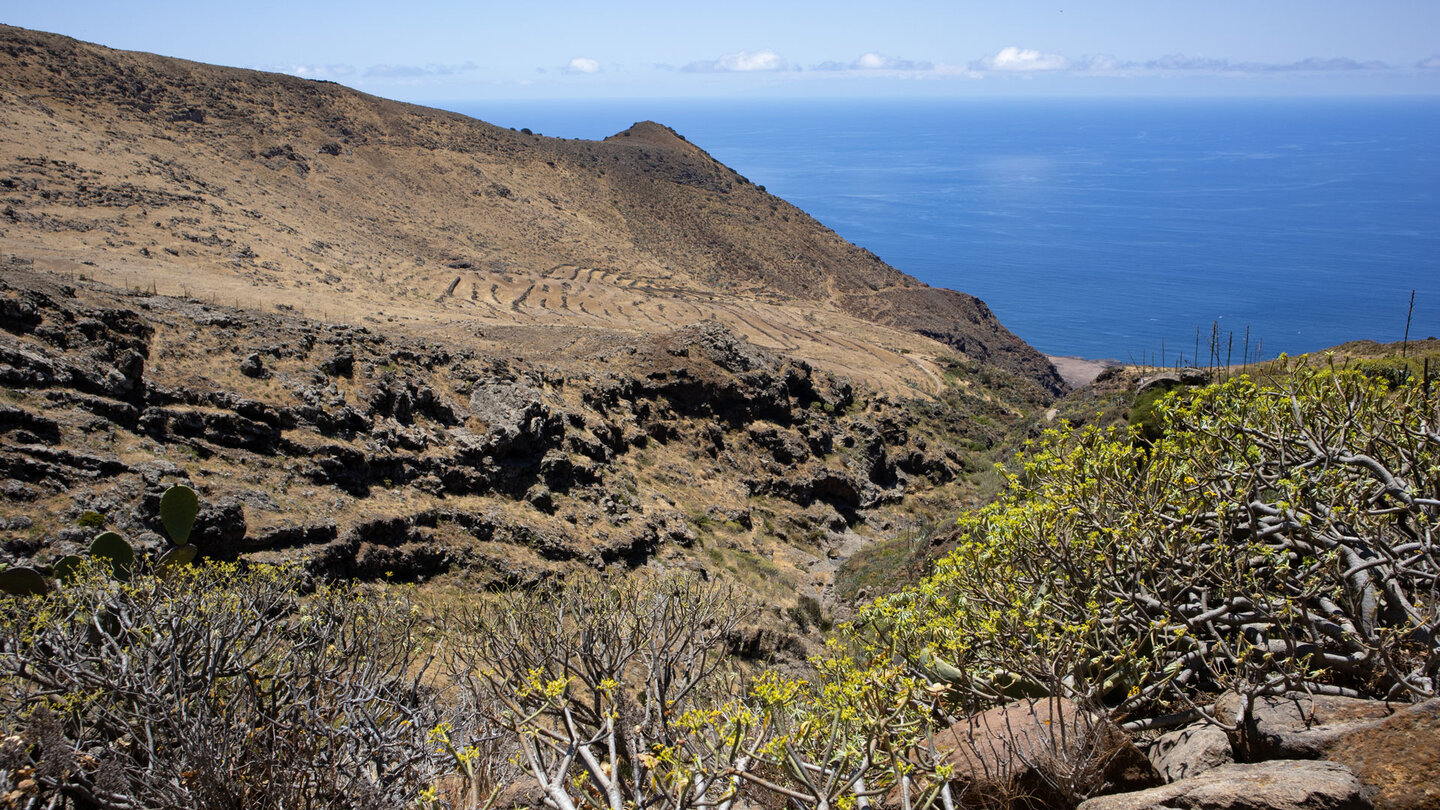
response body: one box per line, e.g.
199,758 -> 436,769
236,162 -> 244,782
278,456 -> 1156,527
0,26 -> 1068,645
0,25 -> 1061,397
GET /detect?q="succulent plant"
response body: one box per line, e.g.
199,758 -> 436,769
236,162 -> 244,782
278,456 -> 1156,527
1,483 -> 204,596
159,484 -> 199,545
156,544 -> 198,577
52,555 -> 86,584
0,566 -> 50,596
90,531 -> 136,581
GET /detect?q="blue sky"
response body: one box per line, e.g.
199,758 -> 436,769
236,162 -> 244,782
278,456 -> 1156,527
4,1 -> 1438,99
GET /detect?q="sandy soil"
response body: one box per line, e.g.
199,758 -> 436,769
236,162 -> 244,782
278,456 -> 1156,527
1048,355 -> 1123,389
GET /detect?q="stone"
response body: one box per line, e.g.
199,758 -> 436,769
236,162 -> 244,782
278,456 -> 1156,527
239,352 -> 266,378
1215,693 -> 1398,760
190,498 -> 247,557
1314,699 -> 1439,810
1148,723 -> 1233,783
468,379 -> 551,456
1077,760 -> 1371,810
1135,369 -> 1209,396
0,405 -> 61,444
919,698 -> 1162,809
525,484 -> 554,512
0,480 -> 39,501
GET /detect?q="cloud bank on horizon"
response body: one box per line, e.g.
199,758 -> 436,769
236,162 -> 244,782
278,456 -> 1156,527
267,45 -> 1439,94
680,49 -> 792,73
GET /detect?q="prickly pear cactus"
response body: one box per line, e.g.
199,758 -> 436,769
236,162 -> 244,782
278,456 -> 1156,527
156,544 -> 198,577
90,531 -> 136,581
52,555 -> 86,584
0,566 -> 50,596
160,484 -> 199,545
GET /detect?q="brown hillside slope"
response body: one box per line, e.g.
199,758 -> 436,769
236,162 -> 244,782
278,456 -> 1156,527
0,25 -> 1062,397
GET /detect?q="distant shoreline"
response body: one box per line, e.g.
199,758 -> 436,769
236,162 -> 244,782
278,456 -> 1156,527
1047,355 -> 1123,389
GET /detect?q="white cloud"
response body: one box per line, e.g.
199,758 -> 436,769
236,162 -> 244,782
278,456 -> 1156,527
974,46 -> 1069,72
565,57 -> 601,74
812,52 -> 935,72
271,64 -> 357,81
682,49 -> 789,72
856,52 -> 888,70
1076,54 -> 1123,72
723,50 -> 785,71
364,62 -> 479,78
1421,56 -> 1440,70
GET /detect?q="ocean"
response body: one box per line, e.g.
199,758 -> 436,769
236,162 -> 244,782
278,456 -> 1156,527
444,98 -> 1440,363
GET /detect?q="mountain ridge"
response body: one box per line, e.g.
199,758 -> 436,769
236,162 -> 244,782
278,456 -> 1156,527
0,23 -> 1063,397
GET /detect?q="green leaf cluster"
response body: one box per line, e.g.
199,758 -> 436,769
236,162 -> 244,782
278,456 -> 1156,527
856,364 -> 1440,717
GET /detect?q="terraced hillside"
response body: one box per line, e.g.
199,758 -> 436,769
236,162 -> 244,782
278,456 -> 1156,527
0,25 -> 1062,397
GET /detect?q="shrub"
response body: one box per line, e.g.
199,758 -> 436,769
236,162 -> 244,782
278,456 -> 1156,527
75,510 -> 106,529
441,573 -> 754,809
855,365 -> 1440,721
0,561 -> 444,809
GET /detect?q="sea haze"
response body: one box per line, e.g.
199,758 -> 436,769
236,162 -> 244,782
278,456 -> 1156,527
447,98 -> 1440,363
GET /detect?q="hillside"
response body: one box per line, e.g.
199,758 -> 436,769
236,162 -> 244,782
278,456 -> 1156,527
0,25 -> 1061,397
0,25 -> 1064,637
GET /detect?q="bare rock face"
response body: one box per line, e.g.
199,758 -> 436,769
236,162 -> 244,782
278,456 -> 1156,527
1214,693 -> 1440,810
918,698 -> 1162,809
1077,760 -> 1371,810
1215,693 -> 1396,760
1147,723 -> 1234,784
1309,700 -> 1439,810
468,379 -> 553,456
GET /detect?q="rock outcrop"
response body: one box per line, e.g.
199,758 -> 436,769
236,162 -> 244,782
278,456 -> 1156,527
1147,724 -> 1234,784
1077,761 -> 1371,810
0,264 -> 1020,612
919,698 -> 1162,809
1212,694 -> 1440,810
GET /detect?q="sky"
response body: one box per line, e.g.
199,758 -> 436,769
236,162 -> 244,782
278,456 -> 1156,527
3,1 -> 1439,100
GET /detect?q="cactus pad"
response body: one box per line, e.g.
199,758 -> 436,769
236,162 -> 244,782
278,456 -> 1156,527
52,555 -> 86,584
160,484 -> 199,545
156,544 -> 198,576
0,566 -> 51,596
90,531 -> 136,580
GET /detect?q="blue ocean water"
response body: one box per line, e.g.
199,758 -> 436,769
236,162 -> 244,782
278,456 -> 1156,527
445,98 -> 1440,362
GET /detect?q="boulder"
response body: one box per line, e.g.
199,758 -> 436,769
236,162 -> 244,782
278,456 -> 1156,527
525,484 -> 554,512
468,379 -> 552,456
920,698 -> 1161,809
1215,693 -> 1398,760
320,350 -> 353,377
1215,694 -> 1439,810
1148,723 -> 1233,783
239,352 -> 267,378
1078,760 -> 1370,810
679,321 -> 768,373
1135,369 -> 1208,395
1313,700 -> 1439,810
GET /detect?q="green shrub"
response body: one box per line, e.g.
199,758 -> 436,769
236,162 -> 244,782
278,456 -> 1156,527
75,510 -> 106,529
857,365 -> 1440,718
1349,357 -> 1417,389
